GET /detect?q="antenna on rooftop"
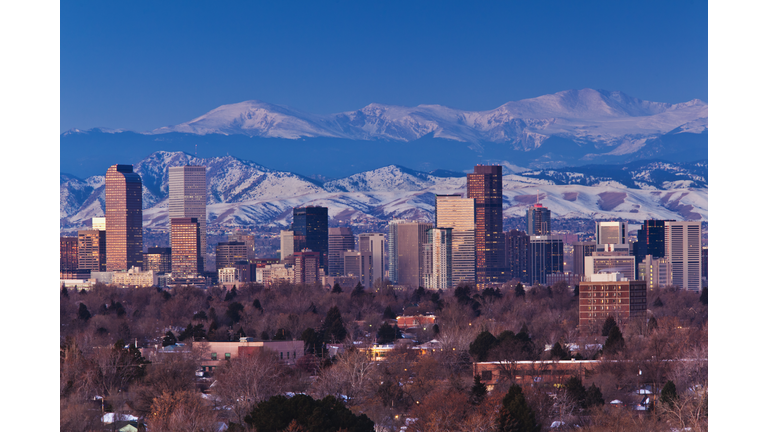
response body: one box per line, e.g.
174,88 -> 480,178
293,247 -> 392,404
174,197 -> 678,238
537,189 -> 539,204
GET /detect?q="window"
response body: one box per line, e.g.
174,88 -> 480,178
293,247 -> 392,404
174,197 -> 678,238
280,352 -> 283,359
211,352 -> 217,360
225,353 -> 231,360
481,370 -> 492,381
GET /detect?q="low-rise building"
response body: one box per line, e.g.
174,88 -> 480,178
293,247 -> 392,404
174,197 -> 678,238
192,339 -> 304,372
474,360 -> 599,390
111,267 -> 158,287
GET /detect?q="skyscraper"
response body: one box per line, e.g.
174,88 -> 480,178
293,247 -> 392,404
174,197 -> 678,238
171,218 -> 202,278
388,220 -> 432,288
359,233 -> 386,286
328,227 -> 355,277
526,203 -> 551,236
105,164 -> 143,271
343,250 -> 374,288
467,165 -> 505,285
291,206 -> 329,271
435,194 -> 475,286
229,231 -> 256,260
60,237 -> 78,271
215,241 -> 248,272
573,241 -> 597,280
423,227 -> 452,290
505,229 -> 529,283
595,221 -> 629,248
78,230 -> 106,272
664,221 -> 702,292
528,235 -> 564,285
280,230 -> 295,260
168,166 -> 207,259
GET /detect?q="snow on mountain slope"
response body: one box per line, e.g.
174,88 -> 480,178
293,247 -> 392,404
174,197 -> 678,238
148,89 -> 707,150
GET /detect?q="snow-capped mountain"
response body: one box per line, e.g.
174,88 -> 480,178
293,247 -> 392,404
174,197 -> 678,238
60,151 -> 707,231
148,89 -> 707,150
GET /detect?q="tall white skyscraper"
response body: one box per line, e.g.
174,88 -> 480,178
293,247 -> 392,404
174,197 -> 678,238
280,230 -> 295,260
168,166 -> 207,257
664,221 -> 702,292
423,227 -> 452,290
359,233 -> 386,287
435,194 -> 475,286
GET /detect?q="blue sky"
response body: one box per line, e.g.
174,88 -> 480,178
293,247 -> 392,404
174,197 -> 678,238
61,1 -> 707,133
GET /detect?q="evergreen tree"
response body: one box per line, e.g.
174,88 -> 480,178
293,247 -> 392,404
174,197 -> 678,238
647,316 -> 658,333
550,342 -> 569,360
469,375 -> 487,406
432,324 -> 440,334
61,286 -> 69,298
603,325 -> 625,355
660,380 -> 679,408
301,328 -> 324,356
321,306 -> 347,342
411,286 -> 426,302
454,285 -> 472,305
382,305 -> 397,320
252,298 -> 263,312
585,383 -> 605,407
245,394 -> 374,432
653,297 -> 664,307
573,284 -> 579,297
331,283 -> 342,293
699,287 -> 708,305
77,303 -> 91,321
178,323 -> 194,341
601,315 -> 617,337
273,328 -> 290,341
469,330 -> 498,362
235,327 -> 246,340
225,302 -> 245,324
224,287 -> 238,301
260,330 -> 270,340
351,282 -> 366,298
162,331 -> 177,347
564,376 -> 587,409
497,384 -> 540,432
193,310 -> 208,321
376,322 -> 398,344
515,283 -> 526,298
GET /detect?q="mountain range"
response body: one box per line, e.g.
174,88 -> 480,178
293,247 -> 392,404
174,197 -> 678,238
60,151 -> 708,231
61,89 -> 708,179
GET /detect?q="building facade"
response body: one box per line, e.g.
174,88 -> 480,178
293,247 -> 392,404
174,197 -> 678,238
143,247 -> 172,274
573,241 -> 597,280
467,165 -> 505,285
578,274 -> 647,333
528,235 -> 564,285
422,228 -> 453,290
280,230 -> 295,260
664,221 -> 702,291
60,236 -> 79,271
388,220 -> 432,288
215,241 -> 248,272
291,206 -> 329,271
359,233 -> 386,286
435,194 -> 475,287
168,165 -> 207,257
111,266 -> 158,287
505,229 -> 529,284
293,250 -> 321,285
584,252 -> 636,281
229,231 -> 256,260
595,221 -> 630,249
171,218 -> 203,278
343,250 -> 374,288
526,203 -> 551,236
105,164 -> 143,271
329,227 -> 355,277
78,230 -> 106,272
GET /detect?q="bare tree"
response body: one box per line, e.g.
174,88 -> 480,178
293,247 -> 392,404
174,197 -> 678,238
146,390 -> 221,432
310,348 -> 377,405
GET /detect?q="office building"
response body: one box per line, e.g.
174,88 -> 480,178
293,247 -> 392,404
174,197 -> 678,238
60,236 -> 79,272
294,250 -> 321,285
329,227 -> 355,277
573,241 -> 597,280
143,247 -> 172,274
359,233 -> 387,286
528,235 -> 564,285
637,255 -> 671,290
291,206 -> 329,271
112,266 -> 158,287
168,165 -> 207,257
388,220 -> 432,288
171,218 -> 203,278
105,164 -> 143,271
422,228 -> 452,290
526,203 -> 551,236
664,221 -> 702,292
229,231 -> 256,260
91,217 -> 106,231
584,252 -> 636,281
505,229 -> 529,284
701,246 -> 708,281
280,230 -> 295,260
343,250 -> 374,288
435,194 -> 475,286
467,165 -> 505,285
595,221 -> 629,249
78,230 -> 106,272
635,220 -> 672,259
578,273 -> 647,333
216,241 -> 248,272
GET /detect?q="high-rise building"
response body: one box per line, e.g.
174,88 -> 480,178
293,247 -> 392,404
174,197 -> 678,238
595,221 -> 629,249
229,231 -> 256,260
423,228 -> 452,290
60,237 -> 78,271
467,165 -> 505,285
105,164 -> 143,271
168,166 -> 207,258
91,217 -> 106,231
144,247 -> 172,274
216,241 -> 248,272
635,220 -> 672,259
584,252 -> 636,281
701,246 -> 708,281
435,194 -> 475,286
578,274 -> 647,334
329,227 -> 355,277
291,206 -> 329,271
359,233 -> 386,286
526,203 -> 551,236
280,230 -> 295,260
293,250 -> 321,285
528,235 -> 564,285
171,218 -> 202,278
388,220 -> 432,288
343,250 -> 374,288
505,229 -> 529,283
638,255 -> 671,290
664,221 -> 702,292
78,230 -> 106,272
573,241 -> 597,280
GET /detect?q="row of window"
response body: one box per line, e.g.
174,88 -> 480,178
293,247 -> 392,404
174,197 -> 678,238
211,351 -> 297,360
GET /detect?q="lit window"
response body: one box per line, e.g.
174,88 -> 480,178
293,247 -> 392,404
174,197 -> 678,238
211,352 -> 217,360
225,353 -> 231,360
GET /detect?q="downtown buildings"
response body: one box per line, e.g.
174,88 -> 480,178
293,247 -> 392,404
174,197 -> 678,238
467,165 -> 506,285
105,164 -> 143,271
